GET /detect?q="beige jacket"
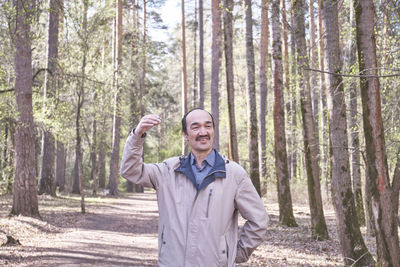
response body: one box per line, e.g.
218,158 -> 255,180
120,132 -> 268,267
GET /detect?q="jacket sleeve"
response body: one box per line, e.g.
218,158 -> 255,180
234,174 -> 269,263
120,131 -> 163,190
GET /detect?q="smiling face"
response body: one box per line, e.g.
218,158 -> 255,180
182,109 -> 214,155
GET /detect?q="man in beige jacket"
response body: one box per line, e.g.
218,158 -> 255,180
120,108 -> 268,267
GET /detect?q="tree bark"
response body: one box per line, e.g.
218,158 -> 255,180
289,5 -> 298,181
192,0 -> 198,108
244,0 -> 261,195
271,0 -> 297,227
55,141 -> 66,192
198,0 -> 204,109
181,0 -> 188,155
347,3 -> 365,227
322,0 -> 374,264
317,0 -> 330,199
281,0 -> 292,180
10,0 -> 40,218
355,0 -> 400,265
392,147 -> 400,224
293,0 -> 329,240
309,0 -> 319,148
5,120 -> 15,194
259,0 -> 269,183
38,0 -> 61,197
211,0 -> 222,151
127,0 -> 139,193
98,142 -> 106,189
135,0 -> 146,194
72,0 -> 89,200
90,117 -> 98,196
109,0 -> 123,196
223,0 -> 238,162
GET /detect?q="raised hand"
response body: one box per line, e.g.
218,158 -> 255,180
134,114 -> 162,137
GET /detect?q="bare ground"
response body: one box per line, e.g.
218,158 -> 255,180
0,191 -> 378,266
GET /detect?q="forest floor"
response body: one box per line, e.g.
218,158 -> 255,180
0,190 -> 378,266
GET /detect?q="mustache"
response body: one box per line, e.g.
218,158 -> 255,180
196,135 -> 210,141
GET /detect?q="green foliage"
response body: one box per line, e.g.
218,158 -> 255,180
0,165 -> 13,195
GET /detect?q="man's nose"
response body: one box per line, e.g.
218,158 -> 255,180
198,126 -> 207,134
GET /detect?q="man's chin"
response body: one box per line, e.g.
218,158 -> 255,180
193,145 -> 212,152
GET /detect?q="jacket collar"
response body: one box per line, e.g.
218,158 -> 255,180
175,149 -> 226,192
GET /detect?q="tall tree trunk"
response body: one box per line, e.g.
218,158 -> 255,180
223,0 -> 238,162
72,0 -> 88,214
192,0 -> 197,108
281,0 -> 289,97
349,78 -> 365,227
135,0 -> 146,194
244,0 -> 260,195
309,0 -> 319,148
317,0 -> 330,198
55,141 -> 66,192
34,129 -> 41,180
39,127 -> 56,195
38,0 -> 60,197
10,0 -> 40,218
90,116 -> 98,196
281,0 -> 292,180
72,0 -> 88,199
293,0 -> 329,240
355,0 -> 400,265
289,5 -> 298,181
260,0 -> 269,184
1,122 -> 9,176
347,3 -> 365,227
127,0 -> 139,193
271,0 -> 297,227
259,0 -> 269,183
211,0 -> 222,151
109,0 -> 123,196
98,142 -> 106,189
322,0 -> 374,265
198,0 -> 204,108
1,121 -> 12,184
392,148 -> 400,224
74,92 -> 85,213
6,120 -> 15,194
181,0 -> 188,155
139,0 -> 146,119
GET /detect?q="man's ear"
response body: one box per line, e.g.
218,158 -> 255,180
182,131 -> 188,141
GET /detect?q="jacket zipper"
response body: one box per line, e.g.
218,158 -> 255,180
206,188 -> 213,218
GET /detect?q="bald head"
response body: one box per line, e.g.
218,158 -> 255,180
181,108 -> 214,134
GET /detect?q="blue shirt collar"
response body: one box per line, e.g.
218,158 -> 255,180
190,150 -> 215,169
175,149 -> 226,191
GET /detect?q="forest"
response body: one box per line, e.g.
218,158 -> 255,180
0,0 -> 400,266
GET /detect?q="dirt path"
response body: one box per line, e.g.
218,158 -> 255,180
1,193 -> 159,266
1,192 -> 376,266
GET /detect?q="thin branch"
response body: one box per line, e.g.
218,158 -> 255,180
0,88 -> 14,94
305,67 -> 400,78
32,68 -> 52,81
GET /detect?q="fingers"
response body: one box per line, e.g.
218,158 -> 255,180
135,114 -> 162,136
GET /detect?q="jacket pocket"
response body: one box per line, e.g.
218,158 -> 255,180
218,235 -> 228,266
